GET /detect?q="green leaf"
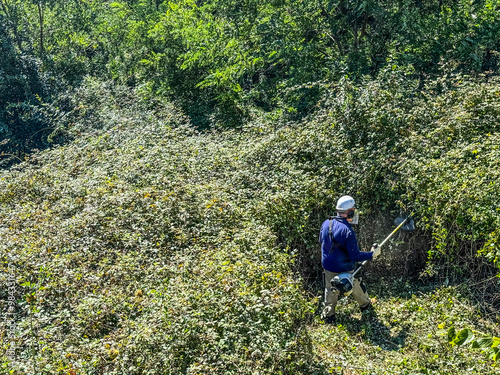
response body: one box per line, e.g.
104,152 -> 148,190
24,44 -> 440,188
492,337 -> 500,348
447,326 -> 456,343
474,337 -> 493,348
454,328 -> 474,346
488,347 -> 500,361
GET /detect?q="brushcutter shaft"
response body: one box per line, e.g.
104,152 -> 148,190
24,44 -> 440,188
379,216 -> 410,248
352,215 -> 413,278
352,261 -> 367,278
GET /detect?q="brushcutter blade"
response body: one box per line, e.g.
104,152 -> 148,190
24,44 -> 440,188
394,216 -> 415,231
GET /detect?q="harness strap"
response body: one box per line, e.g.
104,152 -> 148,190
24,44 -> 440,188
328,217 -> 342,255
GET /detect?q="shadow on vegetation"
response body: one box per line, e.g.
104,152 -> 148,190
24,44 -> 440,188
336,308 -> 408,351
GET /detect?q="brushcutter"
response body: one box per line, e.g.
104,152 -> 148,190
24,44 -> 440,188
330,215 -> 415,297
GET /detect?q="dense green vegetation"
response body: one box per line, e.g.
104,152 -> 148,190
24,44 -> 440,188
1,0 -> 500,374
3,0 -> 500,133
1,78 -> 499,374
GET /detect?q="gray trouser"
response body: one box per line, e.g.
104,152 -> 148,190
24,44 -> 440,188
322,269 -> 371,318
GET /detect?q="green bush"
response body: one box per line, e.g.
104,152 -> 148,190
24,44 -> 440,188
0,85 -> 321,374
308,69 -> 500,276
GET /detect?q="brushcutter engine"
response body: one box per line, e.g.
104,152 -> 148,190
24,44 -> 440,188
330,273 -> 354,297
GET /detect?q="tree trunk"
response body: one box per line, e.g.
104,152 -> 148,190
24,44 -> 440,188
38,1 -> 44,55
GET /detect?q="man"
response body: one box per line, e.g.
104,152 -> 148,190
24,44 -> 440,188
319,195 -> 380,323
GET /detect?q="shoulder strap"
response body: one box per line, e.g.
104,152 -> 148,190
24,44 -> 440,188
328,216 -> 343,238
327,216 -> 342,255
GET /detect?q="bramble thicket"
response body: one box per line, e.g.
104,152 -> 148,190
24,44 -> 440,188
1,1 -> 500,374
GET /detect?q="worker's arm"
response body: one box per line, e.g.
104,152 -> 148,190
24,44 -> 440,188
345,229 -> 373,262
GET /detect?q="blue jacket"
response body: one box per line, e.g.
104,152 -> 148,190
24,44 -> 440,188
319,216 -> 373,273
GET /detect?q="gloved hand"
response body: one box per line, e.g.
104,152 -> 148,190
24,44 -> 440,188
371,243 -> 381,259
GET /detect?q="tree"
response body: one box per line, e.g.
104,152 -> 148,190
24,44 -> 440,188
0,13 -> 48,163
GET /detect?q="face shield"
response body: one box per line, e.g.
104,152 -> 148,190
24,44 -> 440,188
347,209 -> 359,225
350,211 -> 359,224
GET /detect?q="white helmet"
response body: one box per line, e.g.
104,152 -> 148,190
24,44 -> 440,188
336,195 -> 355,212
336,195 -> 359,224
